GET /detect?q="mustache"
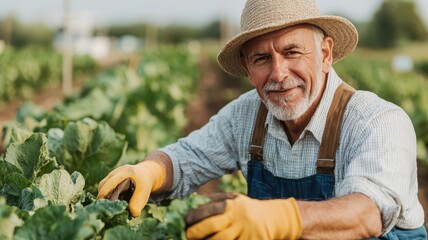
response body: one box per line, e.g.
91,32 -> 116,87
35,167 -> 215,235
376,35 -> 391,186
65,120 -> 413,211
263,78 -> 306,92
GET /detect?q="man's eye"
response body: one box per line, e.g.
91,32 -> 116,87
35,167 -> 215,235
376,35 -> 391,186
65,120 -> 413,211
254,56 -> 269,63
285,51 -> 300,56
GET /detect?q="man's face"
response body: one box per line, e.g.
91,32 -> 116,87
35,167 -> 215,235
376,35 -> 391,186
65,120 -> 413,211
242,25 -> 329,121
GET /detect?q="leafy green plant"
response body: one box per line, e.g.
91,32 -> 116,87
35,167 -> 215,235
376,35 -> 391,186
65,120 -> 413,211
47,118 -> 127,194
9,46 -> 199,161
415,59 -> 428,77
0,46 -> 96,105
0,44 -> 263,240
0,129 -> 209,239
0,46 -> 209,239
220,171 -> 247,194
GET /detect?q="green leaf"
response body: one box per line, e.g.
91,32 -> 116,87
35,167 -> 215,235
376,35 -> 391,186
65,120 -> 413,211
72,212 -> 105,240
13,205 -> 86,240
37,170 -> 85,206
0,159 -> 21,191
103,225 -> 140,240
49,88 -> 115,122
1,132 -> 60,209
166,198 -> 190,217
132,194 -> 210,240
186,194 -> 211,210
63,118 -> 95,159
1,124 -> 33,149
18,185 -> 46,211
13,203 -> 106,240
135,217 -> 167,240
146,203 -> 167,222
0,197 -> 23,240
2,173 -> 32,207
16,102 -> 46,124
46,128 -> 64,158
74,199 -> 129,231
4,133 -> 58,181
47,118 -> 127,194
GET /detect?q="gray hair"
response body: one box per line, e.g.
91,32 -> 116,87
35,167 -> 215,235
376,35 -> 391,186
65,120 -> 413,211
311,25 -> 326,52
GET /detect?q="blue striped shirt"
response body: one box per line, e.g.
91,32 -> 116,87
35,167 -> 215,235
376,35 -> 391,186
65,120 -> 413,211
160,68 -> 424,233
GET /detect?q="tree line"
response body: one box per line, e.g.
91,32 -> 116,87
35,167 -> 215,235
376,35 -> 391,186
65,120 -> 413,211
0,0 -> 427,49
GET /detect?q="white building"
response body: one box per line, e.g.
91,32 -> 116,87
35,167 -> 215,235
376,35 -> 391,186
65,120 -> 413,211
53,12 -> 110,59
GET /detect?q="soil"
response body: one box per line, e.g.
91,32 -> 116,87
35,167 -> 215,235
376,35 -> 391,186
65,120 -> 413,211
1,52 -> 427,225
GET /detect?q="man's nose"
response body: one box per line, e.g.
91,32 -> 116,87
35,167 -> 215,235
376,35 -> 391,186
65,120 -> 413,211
269,55 -> 289,83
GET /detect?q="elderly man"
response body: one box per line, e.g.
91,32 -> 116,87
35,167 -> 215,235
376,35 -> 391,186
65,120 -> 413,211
98,0 -> 426,239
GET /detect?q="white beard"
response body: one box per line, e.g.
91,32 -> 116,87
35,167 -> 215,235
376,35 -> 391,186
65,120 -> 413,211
262,61 -> 324,121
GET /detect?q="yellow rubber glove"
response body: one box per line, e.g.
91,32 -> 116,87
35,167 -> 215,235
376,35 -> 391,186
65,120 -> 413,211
97,160 -> 166,217
185,194 -> 302,240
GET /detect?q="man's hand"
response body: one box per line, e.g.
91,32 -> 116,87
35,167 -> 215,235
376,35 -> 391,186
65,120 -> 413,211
185,193 -> 302,240
97,160 -> 166,217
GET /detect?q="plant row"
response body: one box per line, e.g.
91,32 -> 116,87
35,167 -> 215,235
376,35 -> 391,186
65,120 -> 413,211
0,46 -> 97,105
0,45 -> 205,239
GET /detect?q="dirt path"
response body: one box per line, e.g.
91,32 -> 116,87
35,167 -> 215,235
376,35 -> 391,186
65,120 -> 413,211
0,80 -> 67,123
0,82 -> 65,152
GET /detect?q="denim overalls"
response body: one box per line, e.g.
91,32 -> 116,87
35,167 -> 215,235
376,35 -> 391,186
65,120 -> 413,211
247,83 -> 427,239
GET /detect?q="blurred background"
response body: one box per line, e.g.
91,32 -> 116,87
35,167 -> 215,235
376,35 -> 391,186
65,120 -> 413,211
1,0 -> 428,226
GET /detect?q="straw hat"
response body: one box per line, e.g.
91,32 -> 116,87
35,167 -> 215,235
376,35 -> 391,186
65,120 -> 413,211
218,0 -> 358,77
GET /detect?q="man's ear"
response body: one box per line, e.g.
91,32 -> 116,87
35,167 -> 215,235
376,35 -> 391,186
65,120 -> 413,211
321,36 -> 334,73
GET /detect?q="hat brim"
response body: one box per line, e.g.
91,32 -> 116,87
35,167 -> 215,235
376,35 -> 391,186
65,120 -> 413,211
217,15 -> 358,77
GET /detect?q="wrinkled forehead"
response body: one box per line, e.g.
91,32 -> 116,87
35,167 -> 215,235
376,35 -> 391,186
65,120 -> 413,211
241,24 -> 317,55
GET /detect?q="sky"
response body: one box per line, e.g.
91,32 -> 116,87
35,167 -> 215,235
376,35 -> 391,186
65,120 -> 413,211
1,0 -> 428,28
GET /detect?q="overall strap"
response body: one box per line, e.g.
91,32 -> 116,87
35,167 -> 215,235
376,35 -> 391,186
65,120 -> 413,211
317,82 -> 356,174
249,102 -> 268,161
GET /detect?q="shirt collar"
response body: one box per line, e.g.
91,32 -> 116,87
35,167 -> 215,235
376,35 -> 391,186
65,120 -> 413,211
265,68 -> 343,143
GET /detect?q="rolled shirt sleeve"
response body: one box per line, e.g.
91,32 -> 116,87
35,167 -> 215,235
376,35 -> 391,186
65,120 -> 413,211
158,99 -> 243,199
336,93 -> 424,234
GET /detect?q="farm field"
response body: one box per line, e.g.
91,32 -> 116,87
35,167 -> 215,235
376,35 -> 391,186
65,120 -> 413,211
1,41 -> 428,238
